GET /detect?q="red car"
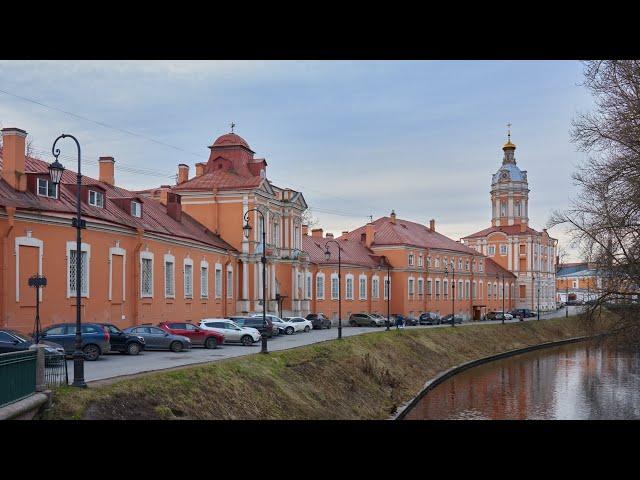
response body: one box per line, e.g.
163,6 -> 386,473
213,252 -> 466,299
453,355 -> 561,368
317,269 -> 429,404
158,322 -> 223,349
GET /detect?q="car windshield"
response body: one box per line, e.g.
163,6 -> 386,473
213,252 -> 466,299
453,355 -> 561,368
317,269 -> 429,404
7,330 -> 30,342
370,314 -> 383,318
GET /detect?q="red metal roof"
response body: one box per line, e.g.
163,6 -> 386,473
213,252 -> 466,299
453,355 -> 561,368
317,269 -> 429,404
172,170 -> 263,191
0,154 -> 236,252
483,257 -> 517,278
463,225 -> 542,239
211,133 -> 252,150
302,235 -> 385,268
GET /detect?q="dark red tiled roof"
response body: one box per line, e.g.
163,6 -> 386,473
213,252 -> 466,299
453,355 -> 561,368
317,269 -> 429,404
463,225 -> 542,239
172,171 -> 263,191
302,235 -> 384,268
342,216 -> 482,256
483,257 -> 517,278
211,133 -> 252,150
0,154 -> 236,252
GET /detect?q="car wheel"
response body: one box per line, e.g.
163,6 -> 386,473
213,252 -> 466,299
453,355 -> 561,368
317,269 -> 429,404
285,326 -> 294,335
326,322 -> 332,329
304,325 -> 310,333
349,320 -> 357,327
127,342 -> 141,355
83,344 -> 100,361
170,341 -> 183,353
205,337 -> 218,349
371,321 -> 377,327
241,335 -> 254,346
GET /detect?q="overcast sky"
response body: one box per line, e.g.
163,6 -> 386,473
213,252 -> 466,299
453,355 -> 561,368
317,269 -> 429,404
0,60 -> 593,259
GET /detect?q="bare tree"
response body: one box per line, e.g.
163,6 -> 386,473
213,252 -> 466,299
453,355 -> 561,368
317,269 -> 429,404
549,61 -> 640,343
301,207 -> 319,228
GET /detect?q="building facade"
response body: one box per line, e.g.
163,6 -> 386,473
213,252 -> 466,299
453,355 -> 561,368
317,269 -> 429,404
462,133 -> 558,312
556,262 -> 601,303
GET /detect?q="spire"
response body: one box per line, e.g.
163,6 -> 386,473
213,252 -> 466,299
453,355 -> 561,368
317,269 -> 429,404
502,122 -> 516,151
230,122 -> 236,133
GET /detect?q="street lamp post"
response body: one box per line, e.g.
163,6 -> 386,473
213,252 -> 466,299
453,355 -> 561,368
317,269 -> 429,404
49,134 -> 86,388
324,239 -> 343,339
565,283 -> 569,318
243,208 -> 268,353
444,262 -> 455,327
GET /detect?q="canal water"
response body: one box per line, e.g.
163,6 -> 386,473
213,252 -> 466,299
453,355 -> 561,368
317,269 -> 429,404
403,338 -> 640,420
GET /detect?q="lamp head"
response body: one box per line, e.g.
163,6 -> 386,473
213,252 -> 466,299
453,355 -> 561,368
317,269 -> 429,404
324,246 -> 331,262
243,221 -> 252,239
48,159 -> 65,185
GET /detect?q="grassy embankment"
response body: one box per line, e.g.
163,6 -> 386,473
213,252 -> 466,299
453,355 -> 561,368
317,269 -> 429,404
44,315 -> 610,420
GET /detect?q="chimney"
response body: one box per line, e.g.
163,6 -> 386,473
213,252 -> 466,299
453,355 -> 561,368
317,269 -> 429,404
390,210 -> 396,224
98,156 -> 115,186
1,128 -> 28,192
195,162 -> 206,177
311,228 -> 323,238
325,232 -> 334,239
429,219 -> 435,232
365,223 -> 375,248
156,185 -> 171,205
177,164 -> 189,184
166,192 -> 182,222
302,224 -> 309,236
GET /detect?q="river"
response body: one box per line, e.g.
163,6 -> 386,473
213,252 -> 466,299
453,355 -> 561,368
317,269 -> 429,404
403,338 -> 640,420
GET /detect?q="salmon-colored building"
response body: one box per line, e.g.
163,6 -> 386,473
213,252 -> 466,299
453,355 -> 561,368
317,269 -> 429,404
462,133 -> 558,312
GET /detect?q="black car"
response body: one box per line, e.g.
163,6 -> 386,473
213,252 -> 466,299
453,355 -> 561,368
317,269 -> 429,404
306,313 -> 332,329
0,329 -> 65,355
440,314 -> 463,325
392,314 -> 416,326
419,312 -> 441,325
97,323 -> 145,355
509,308 -> 536,318
230,316 -> 275,338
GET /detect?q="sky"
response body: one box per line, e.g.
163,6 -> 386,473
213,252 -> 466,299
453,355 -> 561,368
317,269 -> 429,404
0,60 -> 594,260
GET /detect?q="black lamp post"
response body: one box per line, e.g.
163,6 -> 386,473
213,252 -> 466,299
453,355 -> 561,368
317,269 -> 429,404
444,262 -> 455,327
50,134 -> 86,388
565,283 -> 569,318
496,273 -> 506,325
243,208 -> 268,353
324,239 -> 342,339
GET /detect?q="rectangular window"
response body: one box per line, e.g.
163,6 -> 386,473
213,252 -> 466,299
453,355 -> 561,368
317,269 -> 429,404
346,277 -> 354,300
317,275 -> 325,299
165,261 -> 175,297
465,281 -> 470,299
408,253 -> 414,266
488,283 -> 492,298
184,264 -> 193,298
200,266 -> 208,298
427,279 -> 432,295
227,269 -> 233,298
459,280 -> 464,300
488,246 -> 496,256
519,284 -> 527,299
418,278 -> 424,295
435,280 -> 441,296
88,190 -> 104,208
306,274 -> 312,299
435,258 -> 440,268
37,178 -> 57,198
131,201 -> 142,218
408,278 -> 414,297
372,278 -> 379,299
500,244 -> 508,255
69,250 -> 88,296
418,255 -> 423,267
359,277 -> 366,300
443,279 -> 449,297
215,266 -> 222,298
331,276 -> 339,300
141,258 -> 153,297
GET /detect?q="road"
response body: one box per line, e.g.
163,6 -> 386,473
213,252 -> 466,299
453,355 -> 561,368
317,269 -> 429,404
66,306 -> 584,384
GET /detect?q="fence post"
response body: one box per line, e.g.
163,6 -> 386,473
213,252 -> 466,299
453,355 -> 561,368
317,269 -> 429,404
29,344 -> 46,392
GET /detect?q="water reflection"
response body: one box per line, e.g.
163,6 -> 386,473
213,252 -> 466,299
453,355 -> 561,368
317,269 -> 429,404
404,339 -> 640,420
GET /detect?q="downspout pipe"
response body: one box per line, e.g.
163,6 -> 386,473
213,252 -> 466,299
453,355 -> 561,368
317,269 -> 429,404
1,207 -> 16,328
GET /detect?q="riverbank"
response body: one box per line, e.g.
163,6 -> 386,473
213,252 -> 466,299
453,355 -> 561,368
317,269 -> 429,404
43,316 -> 610,420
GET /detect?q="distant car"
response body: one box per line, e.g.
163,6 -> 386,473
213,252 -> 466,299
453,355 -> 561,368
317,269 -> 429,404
348,313 -> 385,327
123,325 -> 192,352
419,312 -> 441,325
391,314 -> 413,326
0,329 -> 65,355
485,311 -> 513,321
39,323 -> 111,361
199,319 -> 261,346
251,314 -> 296,335
306,313 -> 332,330
97,323 -> 145,355
157,322 -> 223,349
283,317 -> 313,333
440,314 -> 463,325
231,316 -> 275,338
509,309 -> 535,318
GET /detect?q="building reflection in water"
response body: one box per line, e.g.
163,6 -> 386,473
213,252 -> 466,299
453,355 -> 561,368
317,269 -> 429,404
404,339 -> 640,420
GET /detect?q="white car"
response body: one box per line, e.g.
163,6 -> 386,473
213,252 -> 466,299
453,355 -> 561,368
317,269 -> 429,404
198,319 -> 261,346
251,313 -> 297,335
283,316 -> 313,333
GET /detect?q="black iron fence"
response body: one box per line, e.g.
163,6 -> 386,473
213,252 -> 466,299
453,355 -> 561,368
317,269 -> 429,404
0,350 -> 37,407
44,352 -> 68,388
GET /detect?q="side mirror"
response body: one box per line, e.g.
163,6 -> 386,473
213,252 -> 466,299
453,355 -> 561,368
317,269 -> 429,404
165,333 -> 170,337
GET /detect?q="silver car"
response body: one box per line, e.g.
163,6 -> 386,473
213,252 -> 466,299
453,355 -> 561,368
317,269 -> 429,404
123,325 -> 192,352
198,319 -> 261,346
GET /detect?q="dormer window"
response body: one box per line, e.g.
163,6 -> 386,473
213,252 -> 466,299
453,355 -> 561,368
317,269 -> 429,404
88,190 -> 104,208
131,201 -> 142,218
37,178 -> 58,199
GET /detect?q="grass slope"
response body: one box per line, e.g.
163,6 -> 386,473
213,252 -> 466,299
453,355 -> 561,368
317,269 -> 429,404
44,316 -> 606,420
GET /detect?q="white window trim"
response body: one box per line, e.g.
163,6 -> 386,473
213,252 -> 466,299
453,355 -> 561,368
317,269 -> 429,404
418,277 -> 424,295
358,274 -> 367,300
15,235 -> 44,302
200,259 -> 209,299
88,189 -> 105,208
226,263 -> 234,298
345,273 -> 354,300
131,201 -> 142,218
215,262 -> 223,299
36,177 -> 58,199
183,257 -> 194,299
372,275 -> 380,299
408,276 -> 415,298
67,241 -> 91,298
108,245 -> 126,302
331,272 -> 339,300
316,272 -> 325,300
140,250 -> 154,298
305,271 -> 312,300
164,253 -> 176,299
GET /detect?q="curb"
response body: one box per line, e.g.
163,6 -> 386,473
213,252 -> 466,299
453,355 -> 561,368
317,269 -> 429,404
391,333 -> 607,420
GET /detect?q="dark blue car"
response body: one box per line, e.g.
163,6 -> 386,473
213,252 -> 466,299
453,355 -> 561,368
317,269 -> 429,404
39,323 -> 111,361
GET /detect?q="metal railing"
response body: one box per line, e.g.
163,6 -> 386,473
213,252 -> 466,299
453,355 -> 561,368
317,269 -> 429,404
44,352 -> 68,388
0,350 -> 37,408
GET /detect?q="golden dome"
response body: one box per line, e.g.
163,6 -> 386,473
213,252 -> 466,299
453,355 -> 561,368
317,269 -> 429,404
502,140 -> 516,150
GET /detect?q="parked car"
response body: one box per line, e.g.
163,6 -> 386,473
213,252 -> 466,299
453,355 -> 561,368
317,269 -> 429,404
39,323 -> 111,361
391,314 -> 416,326
419,312 -> 441,325
306,313 -> 332,330
251,314 -> 296,335
485,311 -> 513,321
509,308 -> 536,318
0,329 -> 65,355
97,323 -> 145,355
157,322 -> 223,349
440,314 -> 463,325
283,317 -> 314,333
123,325 -> 192,352
230,316 -> 275,338
199,319 -> 261,346
348,313 -> 386,327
